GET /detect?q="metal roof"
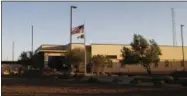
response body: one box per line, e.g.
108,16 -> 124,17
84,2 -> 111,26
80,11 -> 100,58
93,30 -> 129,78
40,45 -> 68,50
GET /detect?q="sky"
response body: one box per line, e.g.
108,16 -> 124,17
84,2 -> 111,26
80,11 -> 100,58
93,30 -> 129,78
2,2 -> 187,61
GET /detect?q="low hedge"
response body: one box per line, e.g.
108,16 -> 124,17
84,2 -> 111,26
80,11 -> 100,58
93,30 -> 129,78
87,77 -> 99,83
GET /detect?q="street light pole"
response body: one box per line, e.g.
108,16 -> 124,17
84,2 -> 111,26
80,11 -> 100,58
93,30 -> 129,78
70,6 -> 77,51
69,6 -> 77,73
181,24 -> 185,70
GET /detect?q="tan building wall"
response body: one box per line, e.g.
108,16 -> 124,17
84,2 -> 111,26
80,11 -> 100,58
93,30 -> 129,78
39,43 -> 187,62
91,44 -> 187,61
39,43 -> 187,73
71,43 -> 85,49
91,44 -> 130,60
159,46 -> 187,61
90,43 -> 187,73
103,62 -> 185,74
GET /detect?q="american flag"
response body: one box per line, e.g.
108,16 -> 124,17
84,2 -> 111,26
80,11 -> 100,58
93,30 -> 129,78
72,24 -> 84,35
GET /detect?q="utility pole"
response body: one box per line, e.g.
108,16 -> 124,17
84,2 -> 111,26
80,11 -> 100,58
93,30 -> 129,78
12,41 -> 14,61
181,24 -> 185,70
31,25 -> 33,53
171,8 -> 177,46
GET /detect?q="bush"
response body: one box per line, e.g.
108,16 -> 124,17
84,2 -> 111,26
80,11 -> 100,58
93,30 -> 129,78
130,79 -> 141,84
153,80 -> 164,87
152,76 -> 173,84
178,78 -> 187,87
23,70 -> 42,78
87,77 -> 99,83
118,73 -> 123,76
181,82 -> 187,87
107,73 -> 112,76
164,76 -> 174,84
58,74 -> 71,79
112,78 -> 122,83
74,75 -> 84,81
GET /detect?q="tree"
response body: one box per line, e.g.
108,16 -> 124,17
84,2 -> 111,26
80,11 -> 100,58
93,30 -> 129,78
65,48 -> 91,74
91,55 -> 113,75
18,51 -> 33,69
121,34 -> 162,75
120,47 -> 139,64
18,51 -> 44,71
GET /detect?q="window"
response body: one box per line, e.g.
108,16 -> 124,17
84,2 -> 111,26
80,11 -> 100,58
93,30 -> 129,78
106,55 -> 117,59
165,60 -> 169,68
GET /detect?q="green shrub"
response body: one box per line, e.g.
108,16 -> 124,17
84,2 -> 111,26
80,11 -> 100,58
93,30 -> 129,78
74,75 -> 84,81
130,79 -> 141,84
152,76 -> 173,84
113,78 -> 122,83
153,80 -> 164,87
87,77 -> 99,83
23,70 -> 42,78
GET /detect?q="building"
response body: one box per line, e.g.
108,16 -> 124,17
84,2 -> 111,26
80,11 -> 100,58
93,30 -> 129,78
35,43 -> 187,74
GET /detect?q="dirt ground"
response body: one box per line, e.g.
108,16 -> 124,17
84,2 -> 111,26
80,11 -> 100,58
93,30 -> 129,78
2,77 -> 187,96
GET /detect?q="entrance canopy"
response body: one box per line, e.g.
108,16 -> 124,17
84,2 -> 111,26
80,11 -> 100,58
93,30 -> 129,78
35,44 -> 68,54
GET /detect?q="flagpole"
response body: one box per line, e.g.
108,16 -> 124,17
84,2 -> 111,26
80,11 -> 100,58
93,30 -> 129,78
70,6 -> 73,52
70,6 -> 77,72
70,6 -> 77,49
84,21 -> 87,76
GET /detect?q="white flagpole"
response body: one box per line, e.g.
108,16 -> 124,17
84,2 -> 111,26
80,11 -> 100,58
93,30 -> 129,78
84,21 -> 87,76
